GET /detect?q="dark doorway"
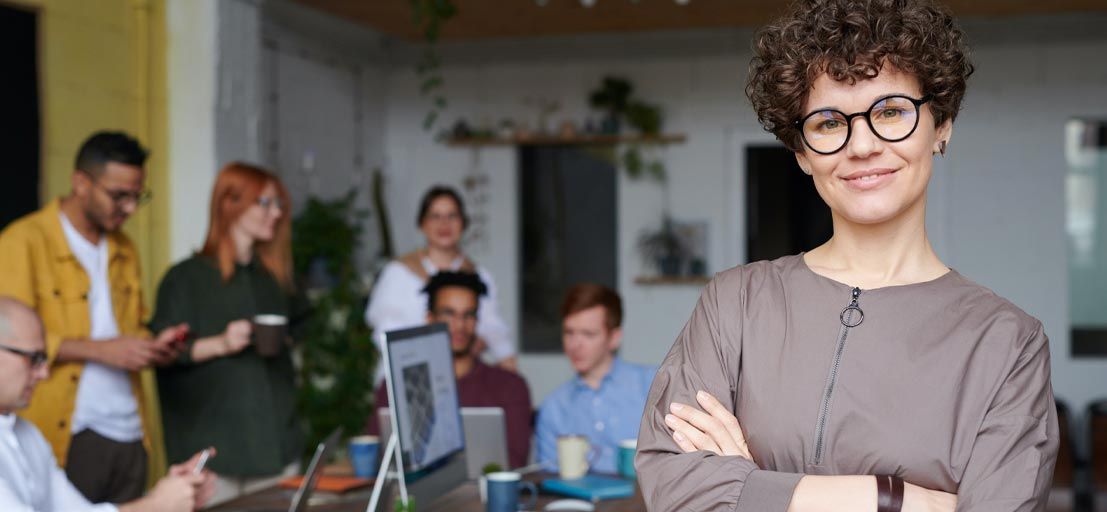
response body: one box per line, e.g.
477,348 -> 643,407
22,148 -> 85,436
746,145 -> 832,261
0,4 -> 39,230
519,147 -> 618,353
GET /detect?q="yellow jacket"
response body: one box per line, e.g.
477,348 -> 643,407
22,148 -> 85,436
0,199 -> 151,465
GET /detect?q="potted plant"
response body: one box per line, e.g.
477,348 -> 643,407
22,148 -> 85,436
625,100 -> 662,136
291,190 -> 378,460
637,216 -> 686,277
589,76 -> 633,134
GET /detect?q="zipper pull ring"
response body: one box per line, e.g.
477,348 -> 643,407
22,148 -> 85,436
840,287 -> 864,327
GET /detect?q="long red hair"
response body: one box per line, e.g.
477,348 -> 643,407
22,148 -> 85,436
200,162 -> 294,289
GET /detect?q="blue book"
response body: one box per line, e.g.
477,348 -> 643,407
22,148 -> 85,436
541,475 -> 635,501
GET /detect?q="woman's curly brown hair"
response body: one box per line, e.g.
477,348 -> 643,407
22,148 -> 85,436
746,0 -> 974,152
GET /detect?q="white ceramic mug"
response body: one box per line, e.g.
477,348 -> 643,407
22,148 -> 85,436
556,435 -> 593,480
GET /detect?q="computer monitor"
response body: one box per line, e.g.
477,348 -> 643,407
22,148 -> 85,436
382,323 -> 466,474
380,407 -> 509,479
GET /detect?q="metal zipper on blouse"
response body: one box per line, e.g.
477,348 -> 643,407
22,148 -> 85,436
811,286 -> 864,466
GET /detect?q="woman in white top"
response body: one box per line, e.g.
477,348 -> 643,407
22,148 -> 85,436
365,186 -> 517,370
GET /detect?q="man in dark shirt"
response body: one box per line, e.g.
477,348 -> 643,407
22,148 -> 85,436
368,271 -> 533,469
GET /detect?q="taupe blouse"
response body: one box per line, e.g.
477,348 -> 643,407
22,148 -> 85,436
636,254 -> 1058,511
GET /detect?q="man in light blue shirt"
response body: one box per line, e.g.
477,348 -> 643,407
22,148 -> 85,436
536,284 -> 657,474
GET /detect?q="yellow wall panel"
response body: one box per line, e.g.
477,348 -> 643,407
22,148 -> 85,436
42,17 -> 134,97
8,0 -> 171,485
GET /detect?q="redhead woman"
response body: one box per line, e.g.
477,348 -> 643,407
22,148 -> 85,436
150,163 -> 302,505
636,1 -> 1058,511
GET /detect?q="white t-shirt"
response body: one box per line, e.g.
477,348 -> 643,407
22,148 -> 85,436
365,257 -> 515,380
0,414 -> 117,511
58,214 -> 143,443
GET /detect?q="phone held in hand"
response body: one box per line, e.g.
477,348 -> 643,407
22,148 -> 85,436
173,326 -> 192,347
193,448 -> 212,476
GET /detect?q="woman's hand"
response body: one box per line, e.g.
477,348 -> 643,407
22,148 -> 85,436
664,390 -> 752,460
223,319 -> 252,355
903,482 -> 957,512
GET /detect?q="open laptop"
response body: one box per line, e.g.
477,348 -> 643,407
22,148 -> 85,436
288,427 -> 343,512
379,406 -> 509,478
241,427 -> 342,512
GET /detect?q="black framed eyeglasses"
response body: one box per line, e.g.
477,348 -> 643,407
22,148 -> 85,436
79,171 -> 153,207
94,181 -> 153,207
795,95 -> 932,155
0,342 -> 48,368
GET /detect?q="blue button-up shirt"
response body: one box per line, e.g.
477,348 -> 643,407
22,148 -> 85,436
535,358 -> 658,474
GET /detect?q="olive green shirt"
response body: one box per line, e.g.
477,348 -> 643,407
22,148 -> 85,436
151,255 -> 303,477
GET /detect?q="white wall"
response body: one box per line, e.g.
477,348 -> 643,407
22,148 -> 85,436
382,31 -> 762,401
942,16 -> 1107,417
166,0 -> 218,260
190,3 -> 1107,417
380,15 -> 1107,411
258,0 -> 391,273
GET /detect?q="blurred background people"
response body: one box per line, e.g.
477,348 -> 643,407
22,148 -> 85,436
0,296 -> 214,512
366,185 -> 517,372
536,284 -> 655,473
150,162 -> 303,506
0,131 -> 187,503
368,271 -> 532,469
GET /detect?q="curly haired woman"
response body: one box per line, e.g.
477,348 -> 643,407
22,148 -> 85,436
635,0 -> 1058,511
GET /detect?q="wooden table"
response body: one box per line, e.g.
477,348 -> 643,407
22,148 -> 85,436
429,472 -> 646,511
208,472 -> 646,511
206,485 -> 374,511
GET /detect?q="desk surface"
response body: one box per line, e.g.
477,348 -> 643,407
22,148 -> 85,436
209,472 -> 646,512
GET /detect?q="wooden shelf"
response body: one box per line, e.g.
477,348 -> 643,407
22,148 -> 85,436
445,133 -> 687,147
634,275 -> 711,286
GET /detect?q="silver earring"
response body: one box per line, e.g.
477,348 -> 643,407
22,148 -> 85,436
801,167 -> 812,175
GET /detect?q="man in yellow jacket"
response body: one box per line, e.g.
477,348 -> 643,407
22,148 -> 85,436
0,131 -> 188,504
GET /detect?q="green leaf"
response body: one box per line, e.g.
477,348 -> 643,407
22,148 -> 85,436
434,0 -> 458,18
626,100 -> 662,135
420,76 -> 444,94
622,147 -> 644,178
423,110 -> 439,130
416,52 -> 441,74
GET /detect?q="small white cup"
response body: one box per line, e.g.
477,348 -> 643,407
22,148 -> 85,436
557,435 -> 591,480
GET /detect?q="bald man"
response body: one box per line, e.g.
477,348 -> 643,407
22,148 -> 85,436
0,297 -> 213,512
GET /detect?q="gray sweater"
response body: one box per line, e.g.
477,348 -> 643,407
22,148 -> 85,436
636,254 -> 1058,511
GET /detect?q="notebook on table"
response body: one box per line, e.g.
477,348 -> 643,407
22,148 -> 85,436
541,475 -> 635,501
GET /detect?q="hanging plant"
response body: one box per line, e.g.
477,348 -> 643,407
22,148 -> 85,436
589,77 -> 633,134
410,0 -> 458,131
625,100 -> 662,136
622,146 -> 667,182
587,76 -> 668,182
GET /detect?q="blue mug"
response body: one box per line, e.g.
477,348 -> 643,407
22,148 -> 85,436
617,439 -> 637,479
483,472 -> 537,512
348,435 -> 380,478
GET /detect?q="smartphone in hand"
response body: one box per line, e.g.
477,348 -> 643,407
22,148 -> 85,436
169,326 -> 192,348
193,448 -> 212,476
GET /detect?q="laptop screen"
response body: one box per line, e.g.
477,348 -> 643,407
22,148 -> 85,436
383,323 -> 465,473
